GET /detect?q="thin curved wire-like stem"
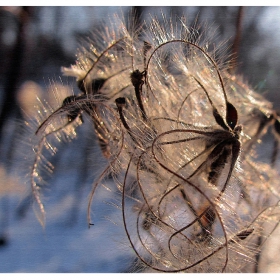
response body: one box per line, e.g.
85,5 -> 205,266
135,202 -> 179,268
145,39 -> 228,107
167,206 -> 211,255
82,37 -> 128,83
154,128 -> 240,202
136,200 -> 209,267
157,142 -> 218,219
135,150 -> 202,262
122,154 -> 232,272
135,150 -> 191,234
151,134 -> 230,272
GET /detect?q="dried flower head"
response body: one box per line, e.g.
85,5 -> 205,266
30,12 -> 280,272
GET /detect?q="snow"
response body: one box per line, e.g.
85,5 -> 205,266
0,171 -> 135,273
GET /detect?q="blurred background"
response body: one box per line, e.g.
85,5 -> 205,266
1,6 -> 280,272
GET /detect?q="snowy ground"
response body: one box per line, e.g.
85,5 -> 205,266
0,169 -> 136,273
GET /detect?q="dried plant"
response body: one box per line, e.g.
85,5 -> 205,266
29,12 -> 280,272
